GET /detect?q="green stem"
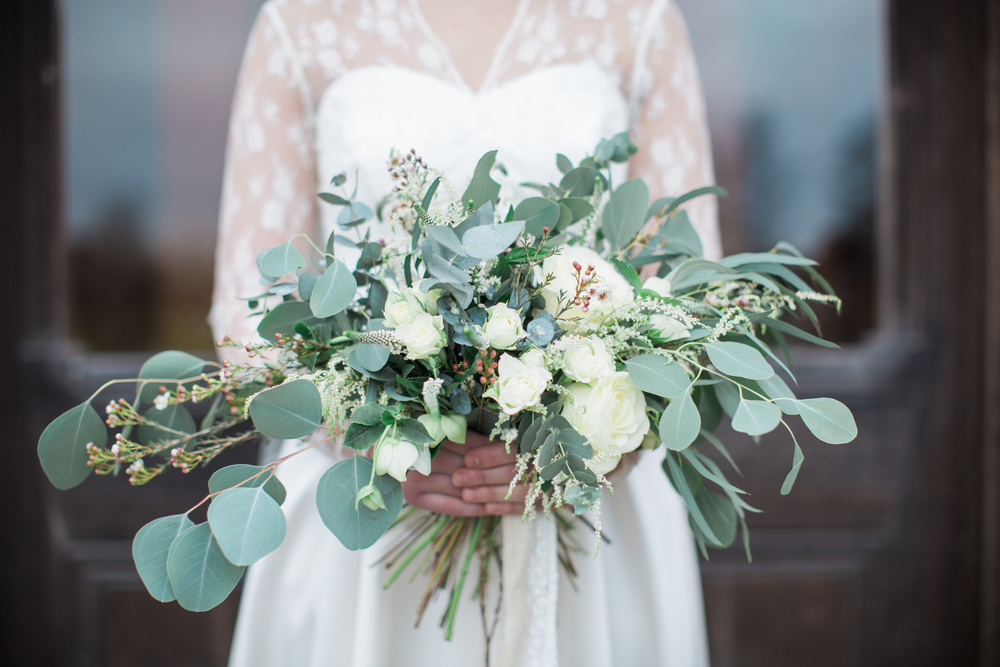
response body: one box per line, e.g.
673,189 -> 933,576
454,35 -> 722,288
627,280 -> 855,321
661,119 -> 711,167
384,514 -> 450,589
444,516 -> 484,640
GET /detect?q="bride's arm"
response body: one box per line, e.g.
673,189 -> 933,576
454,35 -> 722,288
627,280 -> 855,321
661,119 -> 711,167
210,8 -> 319,360
628,0 -> 722,262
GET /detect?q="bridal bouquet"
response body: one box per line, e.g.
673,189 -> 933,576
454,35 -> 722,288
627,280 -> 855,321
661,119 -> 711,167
37,133 -> 856,635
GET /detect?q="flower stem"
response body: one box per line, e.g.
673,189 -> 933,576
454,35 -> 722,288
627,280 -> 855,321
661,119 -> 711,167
444,516 -> 484,640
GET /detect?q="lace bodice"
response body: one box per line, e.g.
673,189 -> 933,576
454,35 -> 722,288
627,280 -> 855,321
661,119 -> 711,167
210,0 -> 720,347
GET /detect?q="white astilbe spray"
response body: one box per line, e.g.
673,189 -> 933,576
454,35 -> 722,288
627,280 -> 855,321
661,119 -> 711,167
421,377 -> 444,417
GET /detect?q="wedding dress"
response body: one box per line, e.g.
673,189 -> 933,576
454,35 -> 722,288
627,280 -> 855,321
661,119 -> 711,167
211,1 -> 718,665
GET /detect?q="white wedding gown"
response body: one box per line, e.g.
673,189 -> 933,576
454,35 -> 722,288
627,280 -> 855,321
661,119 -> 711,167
211,1 -> 718,665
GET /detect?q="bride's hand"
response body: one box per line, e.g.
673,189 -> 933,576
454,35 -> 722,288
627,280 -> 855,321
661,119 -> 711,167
401,432 -> 527,516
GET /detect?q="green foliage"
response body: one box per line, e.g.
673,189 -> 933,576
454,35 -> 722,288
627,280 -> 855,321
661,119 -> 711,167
316,456 -> 402,550
260,241 -> 306,277
624,355 -> 690,400
512,198 -> 560,237
609,258 -> 641,292
792,398 -> 858,444
166,523 -> 245,612
132,514 -> 194,603
704,342 -> 774,380
311,259 -> 357,318
208,487 -> 287,566
208,464 -> 287,505
659,391 -> 701,451
138,351 -> 205,402
461,150 -> 501,210
37,401 -> 106,490
731,399 -> 782,436
248,380 -> 323,440
601,178 -> 649,254
137,403 -> 196,446
257,301 -> 319,341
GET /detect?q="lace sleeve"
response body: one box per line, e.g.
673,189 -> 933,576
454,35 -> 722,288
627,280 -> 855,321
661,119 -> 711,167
629,0 -> 722,261
209,5 -> 318,357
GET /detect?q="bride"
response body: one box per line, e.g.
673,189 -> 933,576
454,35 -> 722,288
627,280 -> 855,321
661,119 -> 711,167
211,1 -> 719,665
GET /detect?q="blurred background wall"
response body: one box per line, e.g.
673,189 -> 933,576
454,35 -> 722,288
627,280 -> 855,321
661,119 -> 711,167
2,0 -> 998,665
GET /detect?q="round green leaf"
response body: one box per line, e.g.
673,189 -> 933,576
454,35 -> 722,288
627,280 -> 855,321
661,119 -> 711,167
462,221 -> 525,259
731,399 -> 782,436
208,487 -> 286,566
37,401 -> 106,490
757,374 -> 799,415
316,456 -> 402,551
257,300 -> 318,341
625,355 -> 691,399
208,464 -> 287,505
355,343 -> 389,372
249,380 -> 323,440
310,259 -> 357,318
138,351 -> 205,402
166,523 -> 244,612
512,198 -> 560,237
659,391 -> 701,451
137,403 -> 196,446
132,514 -> 194,602
792,398 -> 857,444
704,342 -> 774,380
260,241 -> 306,278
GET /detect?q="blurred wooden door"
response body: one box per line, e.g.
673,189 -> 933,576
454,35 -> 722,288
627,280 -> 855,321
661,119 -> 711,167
3,0 -> 999,666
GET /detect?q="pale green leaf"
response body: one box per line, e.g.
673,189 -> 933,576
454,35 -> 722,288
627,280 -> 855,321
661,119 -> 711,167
132,514 -> 194,602
731,399 -> 782,436
757,374 -> 799,415
137,403 -> 196,446
208,464 -> 287,505
37,401 -> 106,490
138,351 -> 205,402
705,342 -> 774,380
461,150 -> 501,209
512,198 -> 560,237
462,221 -> 525,258
249,380 -> 323,440
315,456 -> 402,550
792,398 -> 857,444
780,441 -> 806,495
260,241 -> 306,277
601,178 -> 649,253
310,259 -> 357,318
257,301 -> 318,341
659,391 -> 701,451
625,355 -> 691,399
166,523 -> 244,612
208,487 -> 286,566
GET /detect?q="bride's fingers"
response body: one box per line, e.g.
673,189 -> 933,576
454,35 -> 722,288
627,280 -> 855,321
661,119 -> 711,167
402,473 -> 463,498
483,502 -> 527,516
428,449 -> 464,473
406,492 -> 486,517
463,442 -> 516,469
460,483 -> 528,504
451,464 -> 517,488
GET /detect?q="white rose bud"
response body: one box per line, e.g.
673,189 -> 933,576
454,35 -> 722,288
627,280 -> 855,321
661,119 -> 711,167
494,351 -> 552,415
484,303 -> 527,349
374,436 -> 424,482
535,246 -> 633,331
385,290 -> 425,328
563,371 -> 649,474
642,276 -> 672,297
562,336 -> 616,384
418,413 -> 467,445
649,314 -> 691,342
395,313 -> 447,360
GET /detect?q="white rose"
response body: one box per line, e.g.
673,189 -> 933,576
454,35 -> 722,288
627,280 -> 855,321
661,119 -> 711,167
536,246 -> 633,331
374,437 -> 427,482
562,336 -> 616,384
563,371 -> 649,474
414,287 -> 443,315
649,314 -> 691,342
642,276 -> 672,297
395,313 -> 447,360
484,303 -> 526,349
494,352 -> 552,415
384,290 -> 425,328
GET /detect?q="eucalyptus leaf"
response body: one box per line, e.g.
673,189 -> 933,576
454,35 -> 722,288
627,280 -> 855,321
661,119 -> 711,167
658,391 -> 701,451
137,403 -> 196,446
663,453 -> 722,546
757,374 -> 799,415
556,153 -> 573,174
166,523 -> 244,612
792,398 -> 857,444
298,273 -> 318,302
512,198 -> 560,237
601,178 -> 649,253
248,380 -> 323,440
133,514 -> 194,602
780,441 -> 806,495
138,351 -> 205,402
461,150 -> 501,210
208,464 -> 287,505
731,399 -> 782,436
559,167 -> 605,197
425,226 -> 465,255
257,301 -> 318,341
704,342 -> 774,380
38,401 -> 107,490
343,422 -> 387,451
462,221 -> 525,258
624,355 -> 691,400
559,197 -> 593,222
310,259 -> 357,318
208,487 -> 286,566
355,343 -> 390,372
350,403 -> 388,426
315,456 -> 402,550
663,185 -> 727,217
695,490 -> 737,547
260,241 -> 306,277
421,177 -> 441,211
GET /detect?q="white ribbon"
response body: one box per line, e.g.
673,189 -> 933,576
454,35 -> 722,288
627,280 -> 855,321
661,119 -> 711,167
495,513 -> 559,667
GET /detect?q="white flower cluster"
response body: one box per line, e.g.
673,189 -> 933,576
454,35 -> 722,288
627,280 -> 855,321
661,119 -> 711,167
385,287 -> 448,360
302,368 -> 365,427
